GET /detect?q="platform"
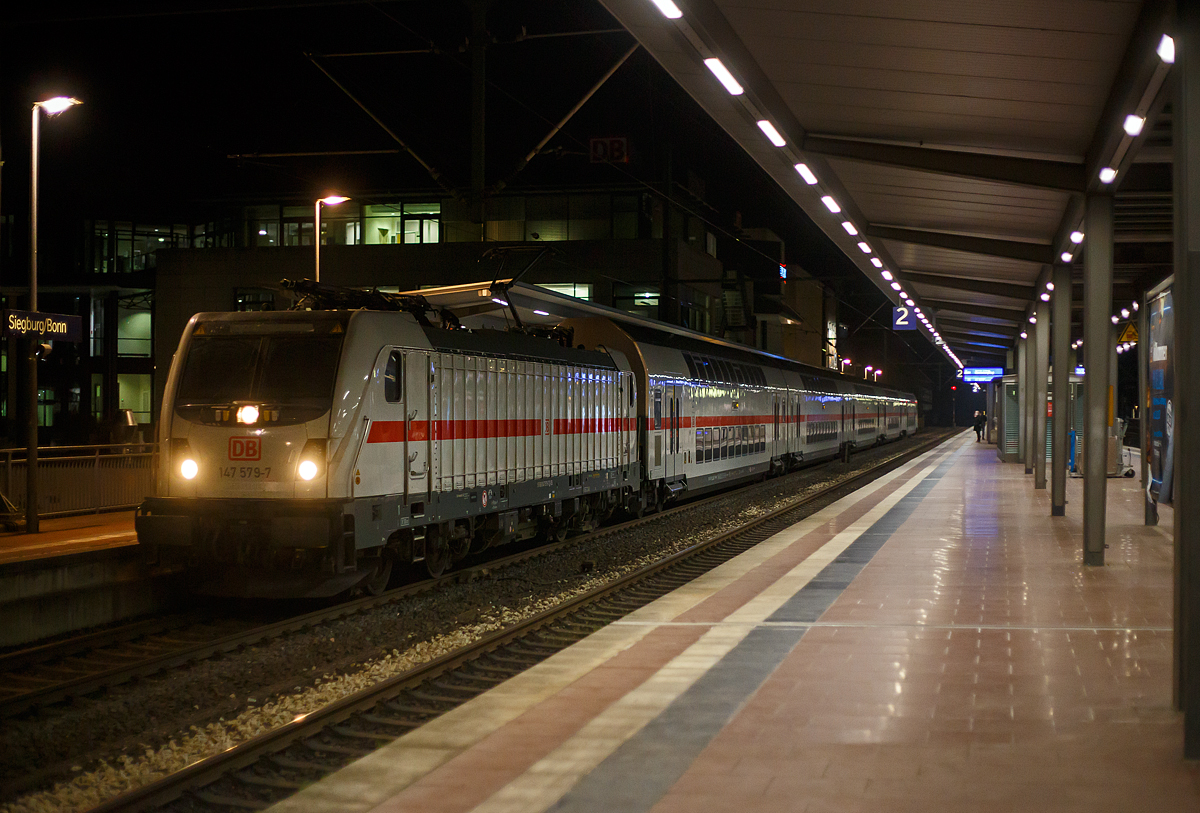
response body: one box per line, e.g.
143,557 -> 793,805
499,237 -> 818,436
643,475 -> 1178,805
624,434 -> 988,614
0,511 -> 136,566
266,431 -> 1197,813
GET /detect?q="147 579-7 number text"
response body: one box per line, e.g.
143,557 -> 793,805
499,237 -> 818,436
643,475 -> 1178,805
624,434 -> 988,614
220,466 -> 271,479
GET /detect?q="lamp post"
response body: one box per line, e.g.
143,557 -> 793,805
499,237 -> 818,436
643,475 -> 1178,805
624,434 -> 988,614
864,365 -> 873,380
840,358 -> 851,374
873,369 -> 882,382
27,96 -> 81,534
314,195 -> 349,282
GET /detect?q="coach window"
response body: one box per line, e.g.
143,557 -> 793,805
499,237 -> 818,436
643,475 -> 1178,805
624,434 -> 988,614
653,389 -> 662,430
385,350 -> 403,402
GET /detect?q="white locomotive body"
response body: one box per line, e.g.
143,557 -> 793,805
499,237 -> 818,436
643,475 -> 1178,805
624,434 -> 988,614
138,309 -> 638,596
136,307 -> 916,597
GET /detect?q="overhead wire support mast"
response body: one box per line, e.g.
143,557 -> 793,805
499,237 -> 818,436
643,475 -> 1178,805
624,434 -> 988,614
304,53 -> 459,198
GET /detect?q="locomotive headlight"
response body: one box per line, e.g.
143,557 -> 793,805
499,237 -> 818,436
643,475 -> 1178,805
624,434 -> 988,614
236,405 -> 260,425
171,438 -> 198,480
297,438 -> 326,481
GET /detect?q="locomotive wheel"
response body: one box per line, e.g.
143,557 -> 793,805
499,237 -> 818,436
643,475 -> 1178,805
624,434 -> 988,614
449,528 -> 472,562
363,558 -> 393,596
552,520 -> 570,543
424,531 -> 450,578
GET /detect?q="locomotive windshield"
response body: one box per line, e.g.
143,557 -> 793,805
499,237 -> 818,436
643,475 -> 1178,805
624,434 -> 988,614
176,334 -> 344,404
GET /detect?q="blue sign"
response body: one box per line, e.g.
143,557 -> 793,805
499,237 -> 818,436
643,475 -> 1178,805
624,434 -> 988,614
892,306 -> 917,330
962,366 -> 1004,383
3,309 -> 83,343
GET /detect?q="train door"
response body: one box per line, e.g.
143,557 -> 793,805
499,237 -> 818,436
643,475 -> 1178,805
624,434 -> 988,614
665,383 -> 682,480
651,383 -> 664,479
771,394 -> 779,457
405,350 -> 433,505
355,348 -> 405,499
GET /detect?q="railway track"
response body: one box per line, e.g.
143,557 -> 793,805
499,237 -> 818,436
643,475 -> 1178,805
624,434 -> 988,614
0,496 -> 705,721
73,431 -> 954,813
0,433 -> 941,724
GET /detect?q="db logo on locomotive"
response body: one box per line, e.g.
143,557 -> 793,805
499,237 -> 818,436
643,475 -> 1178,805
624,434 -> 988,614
229,437 -> 261,461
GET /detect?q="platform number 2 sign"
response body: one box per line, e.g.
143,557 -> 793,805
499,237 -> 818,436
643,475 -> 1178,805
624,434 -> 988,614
892,306 -> 917,331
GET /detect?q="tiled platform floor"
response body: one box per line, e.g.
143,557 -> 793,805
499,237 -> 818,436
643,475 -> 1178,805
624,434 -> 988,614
270,433 -> 1199,813
0,510 -> 135,565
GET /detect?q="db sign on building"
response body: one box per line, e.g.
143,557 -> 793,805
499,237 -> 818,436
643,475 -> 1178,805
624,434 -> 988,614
590,137 -> 629,163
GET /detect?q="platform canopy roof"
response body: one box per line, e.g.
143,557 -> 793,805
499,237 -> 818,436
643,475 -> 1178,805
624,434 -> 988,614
597,0 -> 1175,367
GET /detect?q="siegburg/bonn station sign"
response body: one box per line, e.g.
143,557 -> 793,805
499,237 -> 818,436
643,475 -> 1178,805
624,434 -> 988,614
2,309 -> 83,343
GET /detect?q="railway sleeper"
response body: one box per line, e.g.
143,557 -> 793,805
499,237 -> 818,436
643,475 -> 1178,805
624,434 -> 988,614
267,754 -> 341,773
480,650 -> 543,666
437,672 -> 506,690
553,620 -> 605,634
192,790 -> 269,810
528,630 -> 588,645
504,641 -> 562,657
386,694 -> 456,713
359,712 -> 423,729
330,725 -> 399,742
428,676 -> 489,696
301,737 -> 376,758
457,660 -> 512,678
232,771 -> 306,791
406,685 -> 479,704
461,659 -> 521,678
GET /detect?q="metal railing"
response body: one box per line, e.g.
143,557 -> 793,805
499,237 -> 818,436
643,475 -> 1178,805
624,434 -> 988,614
0,443 -> 157,519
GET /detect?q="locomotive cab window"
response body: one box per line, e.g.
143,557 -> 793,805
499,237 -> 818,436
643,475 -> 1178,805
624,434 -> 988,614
384,350 -> 403,403
176,324 -> 345,413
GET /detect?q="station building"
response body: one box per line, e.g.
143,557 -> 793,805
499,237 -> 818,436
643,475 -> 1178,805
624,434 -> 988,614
0,183 -> 858,446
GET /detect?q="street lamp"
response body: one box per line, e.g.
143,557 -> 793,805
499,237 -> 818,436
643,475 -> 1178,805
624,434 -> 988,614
314,195 -> 349,282
27,95 -> 81,534
840,358 -> 851,373
873,369 -> 882,382
864,365 -> 873,380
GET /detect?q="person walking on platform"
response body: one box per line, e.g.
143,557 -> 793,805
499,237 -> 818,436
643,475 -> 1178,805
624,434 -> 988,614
973,410 -> 985,442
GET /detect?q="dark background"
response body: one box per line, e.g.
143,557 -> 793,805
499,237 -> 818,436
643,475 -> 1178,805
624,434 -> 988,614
0,0 -> 961,421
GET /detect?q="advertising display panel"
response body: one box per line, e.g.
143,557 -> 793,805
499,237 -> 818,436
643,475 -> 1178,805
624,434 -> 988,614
1147,289 -> 1174,504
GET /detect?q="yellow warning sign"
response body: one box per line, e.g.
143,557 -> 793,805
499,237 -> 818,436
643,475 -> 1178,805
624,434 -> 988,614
1119,323 -> 1138,343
